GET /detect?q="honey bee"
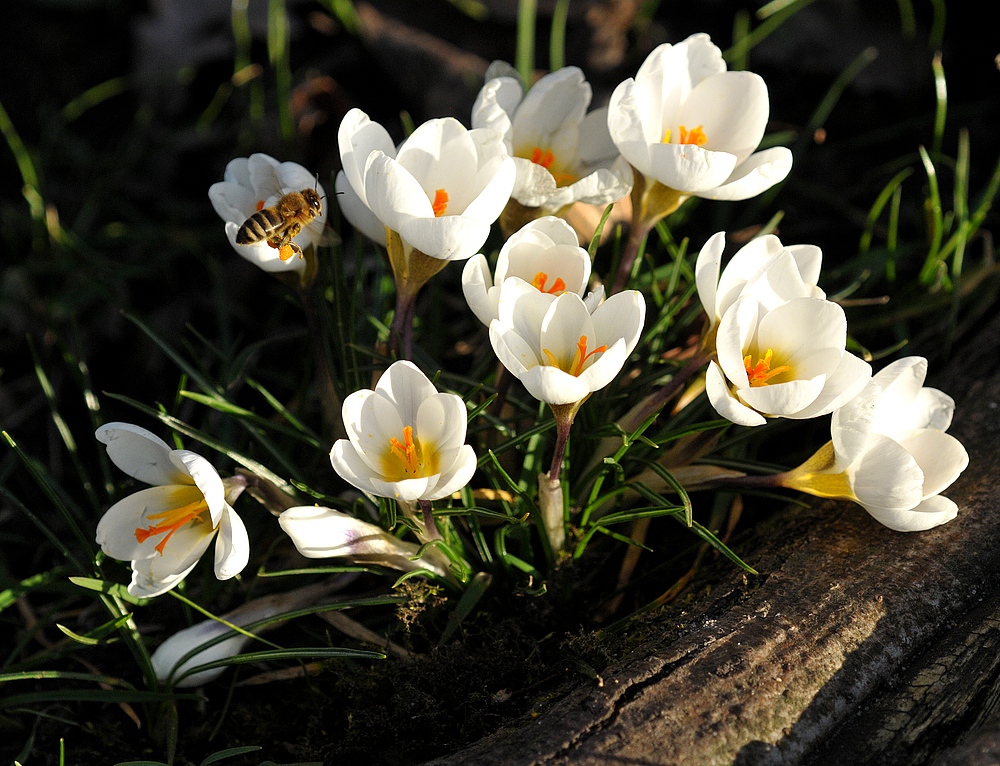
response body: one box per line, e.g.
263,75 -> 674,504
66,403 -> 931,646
236,178 -> 325,262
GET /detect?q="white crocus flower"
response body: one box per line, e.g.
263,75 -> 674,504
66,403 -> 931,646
781,357 -> 968,531
278,506 -> 451,578
208,153 -> 327,274
95,423 -> 249,598
337,108 -> 515,264
695,231 -> 824,336
472,64 -> 631,220
607,33 -> 792,202
489,277 -> 645,406
706,294 -> 871,426
462,216 -> 603,327
329,361 -> 477,503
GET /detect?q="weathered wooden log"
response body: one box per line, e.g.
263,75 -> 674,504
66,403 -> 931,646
421,317 -> 1000,765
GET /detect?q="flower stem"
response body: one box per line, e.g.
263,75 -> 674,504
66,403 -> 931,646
611,216 -> 654,294
418,498 -> 441,541
388,287 -> 418,360
610,173 -> 686,294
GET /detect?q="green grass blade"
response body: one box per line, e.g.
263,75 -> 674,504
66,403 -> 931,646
516,0 -> 536,86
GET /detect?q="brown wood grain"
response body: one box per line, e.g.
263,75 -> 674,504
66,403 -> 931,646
420,318 -> 1000,765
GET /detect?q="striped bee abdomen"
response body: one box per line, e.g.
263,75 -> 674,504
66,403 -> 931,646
236,208 -> 284,245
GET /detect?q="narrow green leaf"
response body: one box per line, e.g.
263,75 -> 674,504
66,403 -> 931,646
69,577 -> 149,606
200,746 -> 263,766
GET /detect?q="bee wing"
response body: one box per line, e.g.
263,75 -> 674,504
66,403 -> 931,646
247,157 -> 289,207
305,217 -> 341,248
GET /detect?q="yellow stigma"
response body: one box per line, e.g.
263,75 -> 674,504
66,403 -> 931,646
382,426 -> 439,482
543,335 -> 607,377
432,189 -> 449,217
134,489 -> 210,555
531,271 -> 567,295
743,348 -> 792,387
662,124 -> 708,146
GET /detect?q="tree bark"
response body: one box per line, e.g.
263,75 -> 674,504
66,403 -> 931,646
421,315 -> 1000,766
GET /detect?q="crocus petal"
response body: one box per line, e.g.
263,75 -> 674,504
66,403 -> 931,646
365,152 -> 434,231
872,357 -> 956,435
519,365 -> 596,405
678,71 -> 769,162
377,360 -> 437,424
153,621 -> 252,688
398,214 -> 494,262
279,506 -> 450,576
831,381 -> 880,465
171,450 -> 226,526
129,558 -> 201,599
214,505 -> 250,580
96,485 -> 197,561
863,495 -> 958,533
715,297 -> 759,387
694,231 -> 725,324
591,290 -> 646,355
471,76 -> 520,143
789,351 -> 871,420
898,430 -> 969,498
338,107 -> 396,203
423,444 -> 477,501
128,523 -> 215,598
462,254 -> 498,326
576,338 -> 630,394
646,141 -> 738,193
701,147 -> 793,201
738,376 -> 827,418
208,179 -> 256,224
329,439 -> 385,497
705,361 -> 767,426
848,434 -> 924,512
335,170 -> 388,247
416,393 -> 469,471
489,321 -> 540,377
370,474 -> 438,503
95,423 -> 188,487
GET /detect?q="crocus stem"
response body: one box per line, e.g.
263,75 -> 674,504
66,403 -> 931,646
388,288 -> 419,360
547,412 -> 574,483
610,216 -> 655,294
610,173 -> 686,294
418,498 -> 441,541
537,401 -> 583,555
691,471 -> 785,493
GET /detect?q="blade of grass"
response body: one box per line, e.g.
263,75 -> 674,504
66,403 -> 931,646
1,435 -> 94,569
102,392 -> 293,491
516,0 -> 536,86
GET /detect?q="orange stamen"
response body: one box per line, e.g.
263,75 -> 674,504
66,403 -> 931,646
543,335 -> 607,376
531,271 -> 567,295
530,148 -> 555,169
744,348 -> 792,387
678,124 -> 708,146
388,426 -> 420,475
432,189 -> 449,217
255,199 -> 266,211
134,498 -> 209,555
663,125 -> 709,146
